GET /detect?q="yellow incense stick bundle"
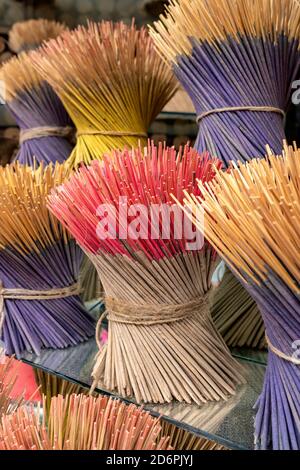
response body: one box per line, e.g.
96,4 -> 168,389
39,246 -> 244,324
31,20 -> 178,166
9,19 -> 66,53
0,393 -> 172,450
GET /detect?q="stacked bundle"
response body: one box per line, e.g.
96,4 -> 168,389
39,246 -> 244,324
180,145 -> 300,449
151,0 -> 300,348
0,163 -> 94,357
48,143 -> 244,404
0,53 -> 73,165
0,393 -> 171,450
32,20 -> 178,166
8,19 -> 66,54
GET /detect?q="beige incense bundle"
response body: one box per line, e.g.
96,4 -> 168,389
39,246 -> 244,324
31,20 -> 178,166
9,19 -> 66,53
48,143 -> 245,404
0,393 -> 171,450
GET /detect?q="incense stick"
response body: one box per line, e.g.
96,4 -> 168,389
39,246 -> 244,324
0,393 -> 172,450
0,52 -> 74,165
8,19 -> 66,53
0,162 -> 94,357
179,143 -> 300,449
48,143 -> 245,404
0,349 -> 25,417
31,20 -> 178,166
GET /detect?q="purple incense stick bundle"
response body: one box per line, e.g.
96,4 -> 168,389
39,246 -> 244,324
179,144 -> 300,449
0,162 -> 94,358
0,52 -> 74,165
150,0 -> 300,165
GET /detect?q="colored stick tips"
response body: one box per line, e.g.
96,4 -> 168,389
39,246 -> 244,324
0,162 -> 94,357
0,52 -> 74,165
48,143 -> 245,404
179,143 -> 300,449
31,20 -> 178,166
0,393 -> 172,450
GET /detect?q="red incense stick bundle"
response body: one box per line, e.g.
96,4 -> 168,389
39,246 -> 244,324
48,143 -> 245,404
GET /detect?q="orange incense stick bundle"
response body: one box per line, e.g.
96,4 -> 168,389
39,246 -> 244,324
48,143 -> 245,404
0,393 -> 171,450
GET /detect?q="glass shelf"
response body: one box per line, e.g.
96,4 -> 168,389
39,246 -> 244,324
18,336 -> 266,451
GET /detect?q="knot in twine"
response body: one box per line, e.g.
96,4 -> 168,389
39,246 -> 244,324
266,335 -> 300,365
196,106 -> 285,124
95,294 -> 210,349
76,129 -> 147,138
19,126 -> 74,144
0,281 -> 81,333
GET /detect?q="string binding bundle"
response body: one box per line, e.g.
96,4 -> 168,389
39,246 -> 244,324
179,143 -> 300,450
0,393 -> 172,450
48,142 -> 245,405
0,162 -> 94,357
31,20 -> 178,166
8,19 -> 66,54
150,0 -> 300,349
0,52 -> 74,165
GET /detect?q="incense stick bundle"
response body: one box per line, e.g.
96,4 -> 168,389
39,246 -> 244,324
32,20 -> 178,166
9,19 -> 66,54
48,143 -> 245,404
0,52 -> 74,165
151,0 -> 300,164
210,269 -> 266,349
0,393 -> 171,450
180,144 -> 300,449
0,163 -> 94,357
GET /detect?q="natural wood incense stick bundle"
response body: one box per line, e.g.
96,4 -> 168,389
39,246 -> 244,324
0,393 -> 172,450
8,19 -> 66,54
0,52 -> 74,165
48,143 -> 245,404
179,144 -> 300,449
150,0 -> 300,350
32,20 -> 178,166
0,162 -> 94,357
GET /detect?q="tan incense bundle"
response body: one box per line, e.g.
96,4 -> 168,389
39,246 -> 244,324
0,393 -> 171,450
8,19 -> 66,53
31,20 -> 178,166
